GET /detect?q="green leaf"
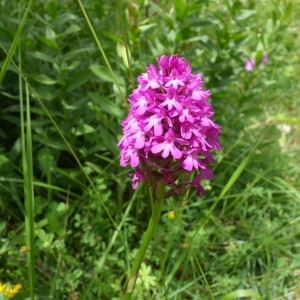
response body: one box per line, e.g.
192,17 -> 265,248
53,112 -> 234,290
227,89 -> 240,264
45,1 -> 59,18
174,0 -> 187,21
89,92 -> 124,118
60,24 -> 81,37
56,202 -> 68,213
241,107 -> 264,117
90,65 -> 114,82
63,47 -> 94,61
45,26 -> 56,40
71,123 -> 95,136
117,43 -> 130,68
56,12 -> 78,25
32,74 -> 58,85
63,60 -> 80,71
29,51 -> 56,64
66,69 -> 93,92
235,9 -> 256,21
190,20 -> 213,27
36,228 -> 47,241
69,269 -> 83,281
36,36 -> 60,51
265,18 -> 273,35
139,23 -> 156,32
101,31 -> 124,44
221,289 -> 262,300
0,154 -> 9,168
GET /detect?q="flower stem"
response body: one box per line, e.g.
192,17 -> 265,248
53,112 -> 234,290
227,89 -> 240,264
123,183 -> 165,299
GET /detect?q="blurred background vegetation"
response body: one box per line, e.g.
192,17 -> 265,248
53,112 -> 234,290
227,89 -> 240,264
0,0 -> 299,299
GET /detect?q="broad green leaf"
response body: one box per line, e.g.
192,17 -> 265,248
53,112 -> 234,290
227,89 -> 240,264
29,51 -> 56,64
89,92 -> 124,118
36,86 -> 58,101
90,65 -> 114,82
139,23 -> 156,32
265,18 -> 273,34
45,1 -> 59,18
256,42 -> 264,52
56,202 -> 68,213
60,24 -> 81,37
63,60 -> 80,71
63,47 -> 94,61
0,155 -> 9,168
32,74 -> 58,85
36,229 -> 47,241
101,31 -> 124,44
235,9 -> 256,21
69,269 -> 83,281
66,69 -> 93,92
190,20 -> 213,27
174,0 -> 187,21
117,43 -> 130,68
56,12 -> 78,25
45,26 -> 56,40
36,36 -> 60,51
71,123 -> 95,136
241,107 -> 264,117
221,289 -> 262,300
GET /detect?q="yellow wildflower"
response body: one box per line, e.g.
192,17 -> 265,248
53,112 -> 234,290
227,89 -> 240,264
0,282 -> 22,298
0,282 -> 6,292
167,211 -> 175,219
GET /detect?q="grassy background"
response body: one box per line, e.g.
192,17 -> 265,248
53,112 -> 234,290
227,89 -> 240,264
0,0 -> 299,299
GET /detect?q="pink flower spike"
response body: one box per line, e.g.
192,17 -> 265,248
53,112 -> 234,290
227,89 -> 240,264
117,54 -> 221,197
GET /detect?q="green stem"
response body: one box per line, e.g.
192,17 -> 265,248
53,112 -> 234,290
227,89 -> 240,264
19,36 -> 35,299
123,183 -> 165,299
25,83 -> 36,300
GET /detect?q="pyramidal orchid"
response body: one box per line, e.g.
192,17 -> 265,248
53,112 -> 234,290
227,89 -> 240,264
118,54 -> 221,198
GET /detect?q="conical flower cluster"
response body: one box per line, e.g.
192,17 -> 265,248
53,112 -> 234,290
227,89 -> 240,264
118,54 -> 221,198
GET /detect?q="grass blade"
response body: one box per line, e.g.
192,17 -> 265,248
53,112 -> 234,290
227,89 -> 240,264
77,0 -> 127,106
0,0 -> 33,86
19,51 -> 36,298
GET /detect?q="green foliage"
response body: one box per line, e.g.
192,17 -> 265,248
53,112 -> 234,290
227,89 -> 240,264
0,0 -> 299,299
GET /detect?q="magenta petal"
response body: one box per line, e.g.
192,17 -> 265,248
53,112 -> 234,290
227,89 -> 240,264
154,123 -> 163,136
151,143 -> 164,154
245,58 -> 255,71
130,151 -> 139,168
134,136 -> 145,149
182,156 -> 193,171
162,146 -> 171,158
158,55 -> 169,69
171,145 -> 182,159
